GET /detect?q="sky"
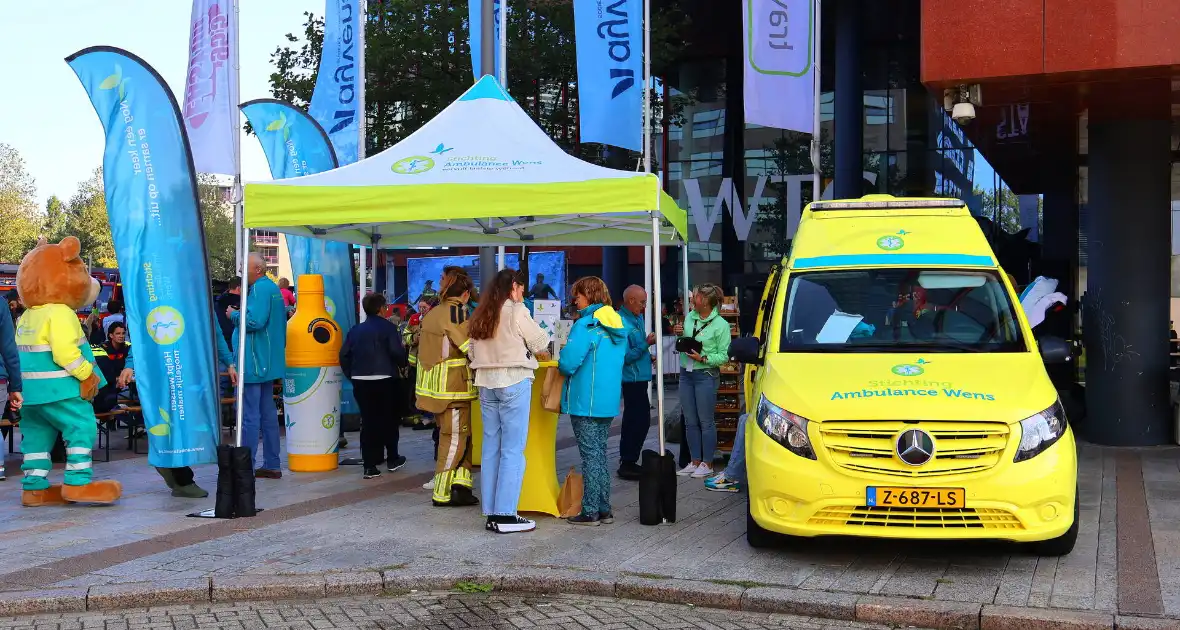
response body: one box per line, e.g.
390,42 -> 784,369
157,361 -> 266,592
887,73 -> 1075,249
0,1 -> 1006,209
0,0 -> 320,207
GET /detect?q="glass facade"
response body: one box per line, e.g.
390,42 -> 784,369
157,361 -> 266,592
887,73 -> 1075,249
654,0 -> 977,289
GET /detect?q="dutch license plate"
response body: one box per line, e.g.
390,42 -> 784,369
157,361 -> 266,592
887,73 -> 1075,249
866,487 -> 965,508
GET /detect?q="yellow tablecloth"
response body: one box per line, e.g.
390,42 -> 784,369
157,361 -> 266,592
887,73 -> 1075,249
470,362 -> 561,517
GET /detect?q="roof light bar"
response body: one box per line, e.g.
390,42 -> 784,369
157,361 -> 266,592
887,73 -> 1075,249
810,199 -> 964,211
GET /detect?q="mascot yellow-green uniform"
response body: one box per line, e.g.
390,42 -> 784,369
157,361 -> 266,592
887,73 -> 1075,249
16,237 -> 123,507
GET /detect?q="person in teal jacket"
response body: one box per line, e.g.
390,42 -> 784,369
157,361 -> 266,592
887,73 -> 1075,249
227,253 -> 288,478
118,334 -> 237,498
674,283 -> 732,479
616,285 -> 655,480
558,277 -> 626,526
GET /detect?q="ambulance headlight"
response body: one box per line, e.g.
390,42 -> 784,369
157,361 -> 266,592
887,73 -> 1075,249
1014,399 -> 1067,462
757,395 -> 816,460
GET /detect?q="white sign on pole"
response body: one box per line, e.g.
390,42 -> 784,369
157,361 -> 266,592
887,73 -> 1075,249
743,0 -> 816,133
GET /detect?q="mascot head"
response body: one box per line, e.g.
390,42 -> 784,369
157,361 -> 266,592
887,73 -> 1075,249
16,236 -> 100,311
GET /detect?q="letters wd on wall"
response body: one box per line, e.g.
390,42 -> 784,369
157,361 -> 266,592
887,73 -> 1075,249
743,0 -> 815,134
573,0 -> 643,151
182,0 -> 238,174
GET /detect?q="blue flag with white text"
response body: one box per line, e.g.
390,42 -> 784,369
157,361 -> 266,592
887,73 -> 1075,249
308,0 -> 362,165
242,99 -> 360,420
573,0 -> 643,151
68,46 -> 219,468
307,0 -> 364,419
468,0 -> 502,81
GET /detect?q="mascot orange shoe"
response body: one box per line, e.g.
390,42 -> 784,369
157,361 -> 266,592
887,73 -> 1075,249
15,237 -> 122,506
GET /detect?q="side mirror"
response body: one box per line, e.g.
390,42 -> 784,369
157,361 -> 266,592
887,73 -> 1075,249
730,336 -> 762,365
1038,336 -> 1071,365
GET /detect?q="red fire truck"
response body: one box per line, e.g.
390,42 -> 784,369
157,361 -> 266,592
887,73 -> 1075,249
0,263 -> 122,322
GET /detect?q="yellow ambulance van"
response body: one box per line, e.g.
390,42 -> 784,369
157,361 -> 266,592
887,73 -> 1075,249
730,195 -> 1076,555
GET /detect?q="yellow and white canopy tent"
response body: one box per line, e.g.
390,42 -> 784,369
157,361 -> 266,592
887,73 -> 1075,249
243,76 -> 686,248
242,76 -> 686,489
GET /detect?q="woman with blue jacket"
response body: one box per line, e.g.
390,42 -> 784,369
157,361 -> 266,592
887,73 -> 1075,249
558,277 -> 626,526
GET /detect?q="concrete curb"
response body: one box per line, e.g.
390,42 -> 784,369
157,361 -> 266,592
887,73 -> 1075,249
1,566 -> 1177,630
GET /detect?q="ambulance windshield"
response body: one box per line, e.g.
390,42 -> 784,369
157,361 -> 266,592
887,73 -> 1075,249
780,268 -> 1025,353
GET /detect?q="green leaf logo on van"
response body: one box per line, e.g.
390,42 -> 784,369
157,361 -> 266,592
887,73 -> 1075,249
877,234 -> 905,251
892,364 -> 925,377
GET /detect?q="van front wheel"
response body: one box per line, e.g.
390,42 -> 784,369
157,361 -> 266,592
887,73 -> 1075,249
746,497 -> 779,548
1029,490 -> 1078,556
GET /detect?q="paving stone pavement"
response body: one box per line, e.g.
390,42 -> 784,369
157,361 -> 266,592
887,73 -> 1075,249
0,592 -> 925,630
1,388 -> 1178,622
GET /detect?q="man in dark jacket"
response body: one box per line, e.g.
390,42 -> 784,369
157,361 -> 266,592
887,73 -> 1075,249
215,279 -> 241,346
340,293 -> 409,480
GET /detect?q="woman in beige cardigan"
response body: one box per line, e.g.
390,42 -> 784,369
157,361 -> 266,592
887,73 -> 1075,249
468,269 -> 551,534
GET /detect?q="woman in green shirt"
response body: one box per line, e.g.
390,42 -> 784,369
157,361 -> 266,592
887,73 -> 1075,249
674,284 -> 731,478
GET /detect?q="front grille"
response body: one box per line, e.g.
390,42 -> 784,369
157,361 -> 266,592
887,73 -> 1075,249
819,420 -> 1010,478
809,506 -> 1024,530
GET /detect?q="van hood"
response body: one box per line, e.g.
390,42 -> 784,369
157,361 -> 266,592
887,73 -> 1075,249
759,352 -> 1057,424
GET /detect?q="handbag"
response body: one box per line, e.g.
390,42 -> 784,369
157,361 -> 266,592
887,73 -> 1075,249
675,319 -> 703,354
541,366 -> 564,412
558,467 -> 584,518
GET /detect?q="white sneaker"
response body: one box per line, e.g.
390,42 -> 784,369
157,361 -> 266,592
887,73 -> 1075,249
691,463 -> 714,478
676,463 -> 698,477
493,515 -> 536,534
422,479 -> 435,490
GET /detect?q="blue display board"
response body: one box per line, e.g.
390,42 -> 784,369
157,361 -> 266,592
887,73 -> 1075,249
405,252 -> 566,304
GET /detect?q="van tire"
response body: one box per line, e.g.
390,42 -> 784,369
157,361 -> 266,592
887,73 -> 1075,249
746,496 -> 779,548
1029,489 -> 1078,556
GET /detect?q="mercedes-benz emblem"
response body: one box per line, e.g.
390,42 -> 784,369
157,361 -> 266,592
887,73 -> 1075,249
896,429 -> 935,466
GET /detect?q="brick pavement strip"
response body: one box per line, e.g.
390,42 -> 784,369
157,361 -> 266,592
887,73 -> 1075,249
0,567 -> 1150,629
0,593 -> 912,630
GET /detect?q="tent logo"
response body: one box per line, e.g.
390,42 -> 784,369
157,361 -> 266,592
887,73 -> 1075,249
392,156 -> 435,175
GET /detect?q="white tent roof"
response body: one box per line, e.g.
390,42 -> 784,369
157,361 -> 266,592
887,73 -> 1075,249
244,76 -> 685,247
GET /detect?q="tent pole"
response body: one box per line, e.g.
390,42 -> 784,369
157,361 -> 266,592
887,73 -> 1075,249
478,0 -> 497,287
358,246 -> 368,322
681,243 -> 690,316
644,245 -> 652,403
234,235 -> 251,448
651,222 -> 665,453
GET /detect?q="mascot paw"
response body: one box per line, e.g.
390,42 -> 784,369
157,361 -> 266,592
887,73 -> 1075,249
61,480 -> 123,504
81,374 -> 100,401
22,485 -> 69,507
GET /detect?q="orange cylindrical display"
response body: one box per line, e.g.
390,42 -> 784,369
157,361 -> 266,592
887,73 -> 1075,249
283,274 -> 344,472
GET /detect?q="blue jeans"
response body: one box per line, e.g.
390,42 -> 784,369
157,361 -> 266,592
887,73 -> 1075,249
725,413 -> 748,483
680,369 -> 719,463
478,379 -> 533,516
242,382 -> 281,471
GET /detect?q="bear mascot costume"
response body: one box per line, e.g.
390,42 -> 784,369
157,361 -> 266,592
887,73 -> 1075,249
15,236 -> 123,506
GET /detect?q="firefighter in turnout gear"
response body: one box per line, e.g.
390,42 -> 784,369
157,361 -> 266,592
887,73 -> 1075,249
416,271 -> 478,507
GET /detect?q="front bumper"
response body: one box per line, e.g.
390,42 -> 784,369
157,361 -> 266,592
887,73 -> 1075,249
745,424 -> 1077,542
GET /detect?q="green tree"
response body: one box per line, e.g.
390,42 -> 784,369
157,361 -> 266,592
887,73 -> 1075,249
63,168 -> 118,267
0,143 -> 42,262
974,186 -> 1039,236
198,174 -> 238,281
269,2 -> 691,164
43,195 -> 68,240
